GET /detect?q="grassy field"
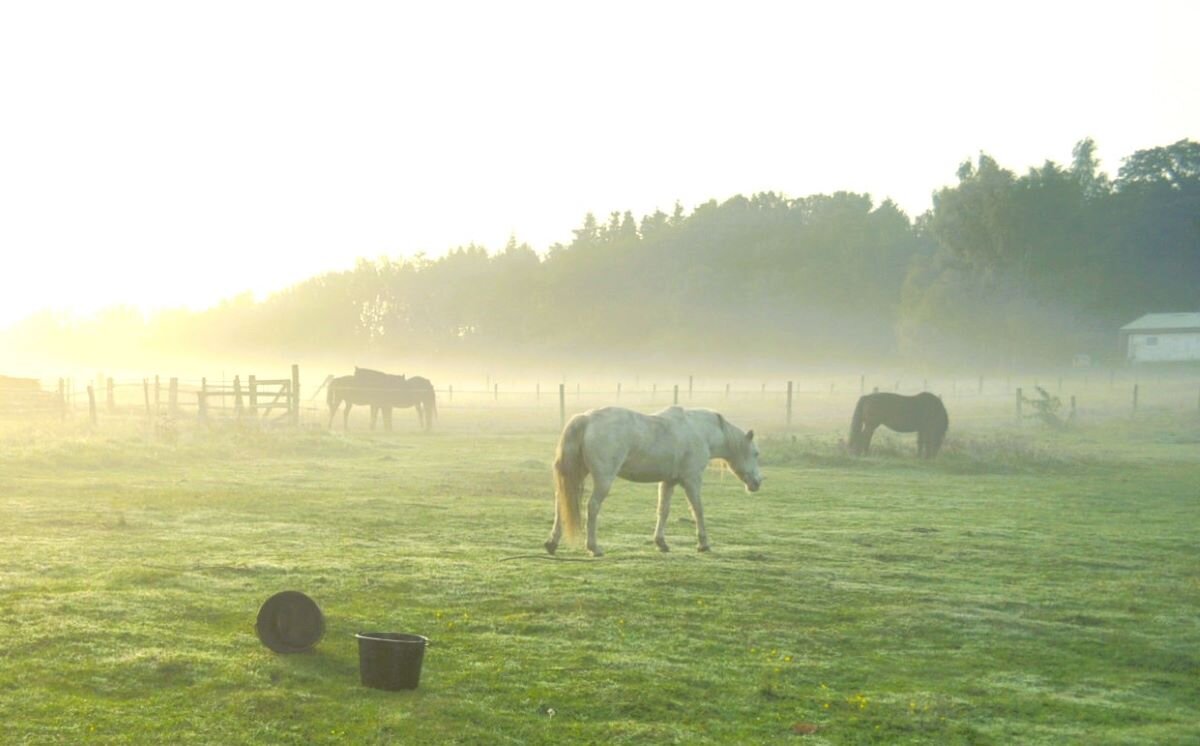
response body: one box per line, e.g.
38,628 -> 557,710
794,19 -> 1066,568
1,408 -> 1198,744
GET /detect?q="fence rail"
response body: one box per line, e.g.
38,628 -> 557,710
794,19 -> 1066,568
3,366 -> 1198,432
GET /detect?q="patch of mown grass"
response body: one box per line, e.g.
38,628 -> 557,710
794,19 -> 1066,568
1,420 -> 1197,744
761,413 -> 1200,477
760,430 -> 1098,476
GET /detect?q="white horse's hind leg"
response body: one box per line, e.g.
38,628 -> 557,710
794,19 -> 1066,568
653,481 -> 675,552
545,497 -> 564,555
586,477 -> 613,557
681,479 -> 710,552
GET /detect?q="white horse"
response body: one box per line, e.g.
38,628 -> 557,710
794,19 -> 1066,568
545,406 -> 763,556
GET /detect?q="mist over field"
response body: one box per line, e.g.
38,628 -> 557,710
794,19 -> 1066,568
4,138 -> 1198,381
3,6 -> 1200,740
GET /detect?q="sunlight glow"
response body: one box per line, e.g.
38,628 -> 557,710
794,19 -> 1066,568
1,0 -> 1196,327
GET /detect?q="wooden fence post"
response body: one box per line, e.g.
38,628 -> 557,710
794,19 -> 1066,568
106,377 -> 115,414
143,379 -> 151,418
494,383 -> 499,402
291,364 -> 300,427
1016,387 -> 1023,422
688,375 -> 693,400
233,376 -> 244,419
87,385 -> 97,426
617,382 -> 621,400
673,384 -> 679,406
786,381 -> 793,426
1132,383 -> 1139,415
652,383 -> 657,402
1070,395 -> 1076,419
248,375 -> 258,417
154,375 -> 160,414
58,378 -> 66,421
559,383 -> 566,427
860,374 -> 865,394
726,383 -> 731,400
199,378 -> 208,422
169,378 -> 179,416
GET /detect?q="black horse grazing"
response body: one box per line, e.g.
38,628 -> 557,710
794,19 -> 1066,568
327,372 -> 398,430
849,392 -> 948,459
358,367 -> 437,432
327,367 -> 437,431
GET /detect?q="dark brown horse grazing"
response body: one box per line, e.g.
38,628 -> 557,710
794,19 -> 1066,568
849,392 -> 948,459
326,367 -> 438,432
366,372 -> 437,432
327,373 -> 401,430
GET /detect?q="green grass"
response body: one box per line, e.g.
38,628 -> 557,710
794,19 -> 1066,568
1,415 -> 1198,744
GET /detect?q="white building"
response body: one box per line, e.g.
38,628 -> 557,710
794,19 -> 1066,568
1120,313 -> 1200,363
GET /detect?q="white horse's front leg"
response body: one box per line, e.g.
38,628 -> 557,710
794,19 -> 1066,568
586,477 -> 613,557
681,479 -> 710,552
653,481 -> 675,552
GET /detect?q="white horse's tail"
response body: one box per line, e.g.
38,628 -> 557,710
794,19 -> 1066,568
554,414 -> 589,540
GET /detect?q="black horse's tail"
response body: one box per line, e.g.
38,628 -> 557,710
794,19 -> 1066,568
928,397 -> 949,458
849,395 -> 867,454
326,377 -> 339,427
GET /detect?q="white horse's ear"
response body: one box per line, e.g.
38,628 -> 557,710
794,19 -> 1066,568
746,429 -> 755,441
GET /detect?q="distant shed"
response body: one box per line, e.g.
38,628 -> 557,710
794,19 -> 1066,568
1120,313 -> 1200,363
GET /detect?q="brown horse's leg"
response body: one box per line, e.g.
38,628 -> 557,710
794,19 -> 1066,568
918,430 -> 927,458
328,401 -> 336,429
862,424 -> 878,455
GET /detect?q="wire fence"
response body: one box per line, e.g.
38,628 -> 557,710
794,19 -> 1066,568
4,365 -> 1197,434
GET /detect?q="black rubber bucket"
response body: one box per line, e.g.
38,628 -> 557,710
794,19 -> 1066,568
355,633 -> 429,690
256,591 -> 325,653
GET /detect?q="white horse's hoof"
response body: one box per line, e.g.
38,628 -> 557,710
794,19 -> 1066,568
544,540 -> 558,555
588,547 -> 604,558
655,537 -> 670,552
697,544 -> 711,553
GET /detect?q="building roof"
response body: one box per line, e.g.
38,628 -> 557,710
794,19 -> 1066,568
1120,312 -> 1200,332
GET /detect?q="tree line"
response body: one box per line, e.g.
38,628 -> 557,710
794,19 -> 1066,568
7,138 -> 1198,369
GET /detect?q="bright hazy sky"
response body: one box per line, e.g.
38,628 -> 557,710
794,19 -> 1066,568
1,1 -> 1197,328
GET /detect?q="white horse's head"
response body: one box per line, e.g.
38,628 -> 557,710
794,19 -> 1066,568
726,426 -> 763,493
